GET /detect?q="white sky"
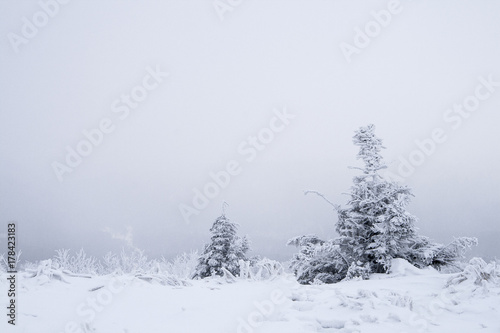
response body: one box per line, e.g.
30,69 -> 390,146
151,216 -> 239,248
0,0 -> 499,261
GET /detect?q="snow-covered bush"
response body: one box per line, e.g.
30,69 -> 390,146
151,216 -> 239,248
405,236 -> 478,270
447,257 -> 500,287
344,261 -> 371,281
24,259 -> 71,283
252,257 -> 284,278
52,248 -> 159,276
20,259 -> 40,271
53,248 -> 71,269
193,212 -> 250,279
53,248 -> 99,275
117,249 -> 150,274
100,251 -> 121,274
109,251 -> 197,286
99,248 -> 153,275
162,251 -> 199,279
0,250 -> 22,272
288,236 -> 348,284
239,257 -> 284,280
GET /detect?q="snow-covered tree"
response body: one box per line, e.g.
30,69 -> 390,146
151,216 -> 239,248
289,124 -> 477,284
336,124 -> 417,272
193,208 -> 250,279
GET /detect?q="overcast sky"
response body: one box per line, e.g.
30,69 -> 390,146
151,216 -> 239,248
0,0 -> 499,262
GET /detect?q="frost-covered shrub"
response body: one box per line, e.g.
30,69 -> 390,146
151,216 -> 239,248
20,260 -> 39,271
53,249 -> 71,269
112,251 -> 197,286
288,236 -> 348,284
53,248 -> 156,275
100,251 -> 121,274
405,236 -> 478,270
0,250 -> 22,272
20,247 -> 234,285
344,261 -> 370,281
239,257 -> 284,280
162,251 -> 198,279
53,248 -> 99,274
24,259 -> 70,283
117,249 -> 150,274
252,257 -> 284,279
447,257 -> 500,287
99,248 -> 152,275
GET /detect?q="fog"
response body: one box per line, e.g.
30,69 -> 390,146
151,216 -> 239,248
0,0 -> 499,262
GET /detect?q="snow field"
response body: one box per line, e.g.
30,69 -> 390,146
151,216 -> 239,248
1,258 -> 499,333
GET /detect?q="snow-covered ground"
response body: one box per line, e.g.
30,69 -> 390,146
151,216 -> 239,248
1,259 -> 499,333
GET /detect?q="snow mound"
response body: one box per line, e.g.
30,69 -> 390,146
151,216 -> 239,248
135,273 -> 191,287
389,258 -> 425,276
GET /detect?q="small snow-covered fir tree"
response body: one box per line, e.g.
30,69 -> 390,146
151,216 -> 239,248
193,205 -> 250,279
336,124 -> 417,272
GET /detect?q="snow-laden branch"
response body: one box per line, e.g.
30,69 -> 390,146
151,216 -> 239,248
304,190 -> 340,211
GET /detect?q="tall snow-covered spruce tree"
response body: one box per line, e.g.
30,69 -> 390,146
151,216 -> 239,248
336,124 -> 417,273
193,205 -> 250,279
288,124 -> 477,284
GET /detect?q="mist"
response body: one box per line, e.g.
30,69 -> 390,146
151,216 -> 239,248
0,0 -> 499,263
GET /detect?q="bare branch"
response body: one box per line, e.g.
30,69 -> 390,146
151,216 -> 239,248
304,190 -> 340,211
221,201 -> 229,216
